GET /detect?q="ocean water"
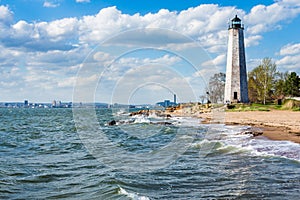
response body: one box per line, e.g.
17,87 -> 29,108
0,108 -> 299,199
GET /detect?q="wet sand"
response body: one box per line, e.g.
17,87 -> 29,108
201,110 -> 300,144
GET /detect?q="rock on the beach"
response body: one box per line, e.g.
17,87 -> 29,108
241,128 -> 263,137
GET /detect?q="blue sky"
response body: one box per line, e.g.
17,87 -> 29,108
0,0 -> 299,104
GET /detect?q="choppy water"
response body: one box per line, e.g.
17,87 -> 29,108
0,108 -> 299,199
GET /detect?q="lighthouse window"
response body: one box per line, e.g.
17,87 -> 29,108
234,92 -> 238,100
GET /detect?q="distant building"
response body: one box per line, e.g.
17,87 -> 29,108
156,94 -> 178,108
164,100 -> 171,107
174,94 -> 177,105
156,99 -> 177,108
224,15 -> 249,104
24,100 -> 28,107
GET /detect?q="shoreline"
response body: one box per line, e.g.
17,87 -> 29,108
167,109 -> 300,144
225,122 -> 300,144
130,107 -> 300,144
201,110 -> 300,144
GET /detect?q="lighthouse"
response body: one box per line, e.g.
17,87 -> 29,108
224,15 -> 249,104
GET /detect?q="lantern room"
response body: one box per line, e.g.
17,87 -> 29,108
229,15 -> 243,29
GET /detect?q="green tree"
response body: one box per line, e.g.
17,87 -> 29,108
274,71 -> 288,99
284,72 -> 300,97
248,76 -> 258,102
248,58 -> 278,104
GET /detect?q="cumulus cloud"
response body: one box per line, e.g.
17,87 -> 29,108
0,1 -> 300,101
2,2 -> 298,52
45,18 -> 78,39
276,55 -> 300,71
244,35 -> 263,47
245,0 -> 300,34
279,0 -> 300,7
279,43 -> 300,55
0,5 -> 13,24
1,17 -> 79,51
276,43 -> 300,73
77,5 -> 239,49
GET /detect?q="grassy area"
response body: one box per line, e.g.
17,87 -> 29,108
226,103 -> 272,112
226,99 -> 300,112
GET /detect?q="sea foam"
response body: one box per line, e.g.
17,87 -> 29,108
118,187 -> 150,200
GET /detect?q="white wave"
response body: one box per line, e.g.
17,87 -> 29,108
191,124 -> 300,162
118,187 -> 150,200
132,115 -> 151,124
213,125 -> 300,162
148,112 -> 161,119
243,138 -> 300,162
113,109 -> 129,117
191,139 -> 215,149
171,116 -> 202,127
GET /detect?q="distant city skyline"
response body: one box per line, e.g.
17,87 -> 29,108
0,0 -> 299,104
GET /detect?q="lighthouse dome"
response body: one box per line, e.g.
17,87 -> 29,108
231,15 -> 243,29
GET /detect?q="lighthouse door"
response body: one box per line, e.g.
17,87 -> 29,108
233,92 -> 238,100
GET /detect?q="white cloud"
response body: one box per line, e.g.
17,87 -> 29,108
0,66 -> 23,88
59,74 -> 97,88
277,43 -> 300,73
93,51 -> 112,61
45,17 -> 78,39
106,64 -> 198,104
0,2 -> 299,53
43,1 -> 60,8
76,0 -> 90,3
2,17 -> 79,51
279,0 -> 300,7
244,35 -> 262,47
0,1 -> 300,101
245,0 -> 300,34
2,2 -> 297,53
0,5 -> 13,24
92,53 -> 182,82
276,55 -> 300,72
77,5 -> 239,50
279,43 -> 300,55
202,54 -> 226,69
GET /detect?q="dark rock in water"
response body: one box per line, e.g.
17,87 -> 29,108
152,121 -> 173,125
108,120 -> 116,126
129,110 -> 172,118
241,127 -> 263,137
129,110 -> 150,117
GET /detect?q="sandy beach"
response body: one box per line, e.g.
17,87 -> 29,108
200,110 -> 300,144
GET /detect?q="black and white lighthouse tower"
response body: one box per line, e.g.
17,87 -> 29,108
224,15 -> 249,103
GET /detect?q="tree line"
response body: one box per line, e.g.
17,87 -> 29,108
206,57 -> 300,104
248,57 -> 300,104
